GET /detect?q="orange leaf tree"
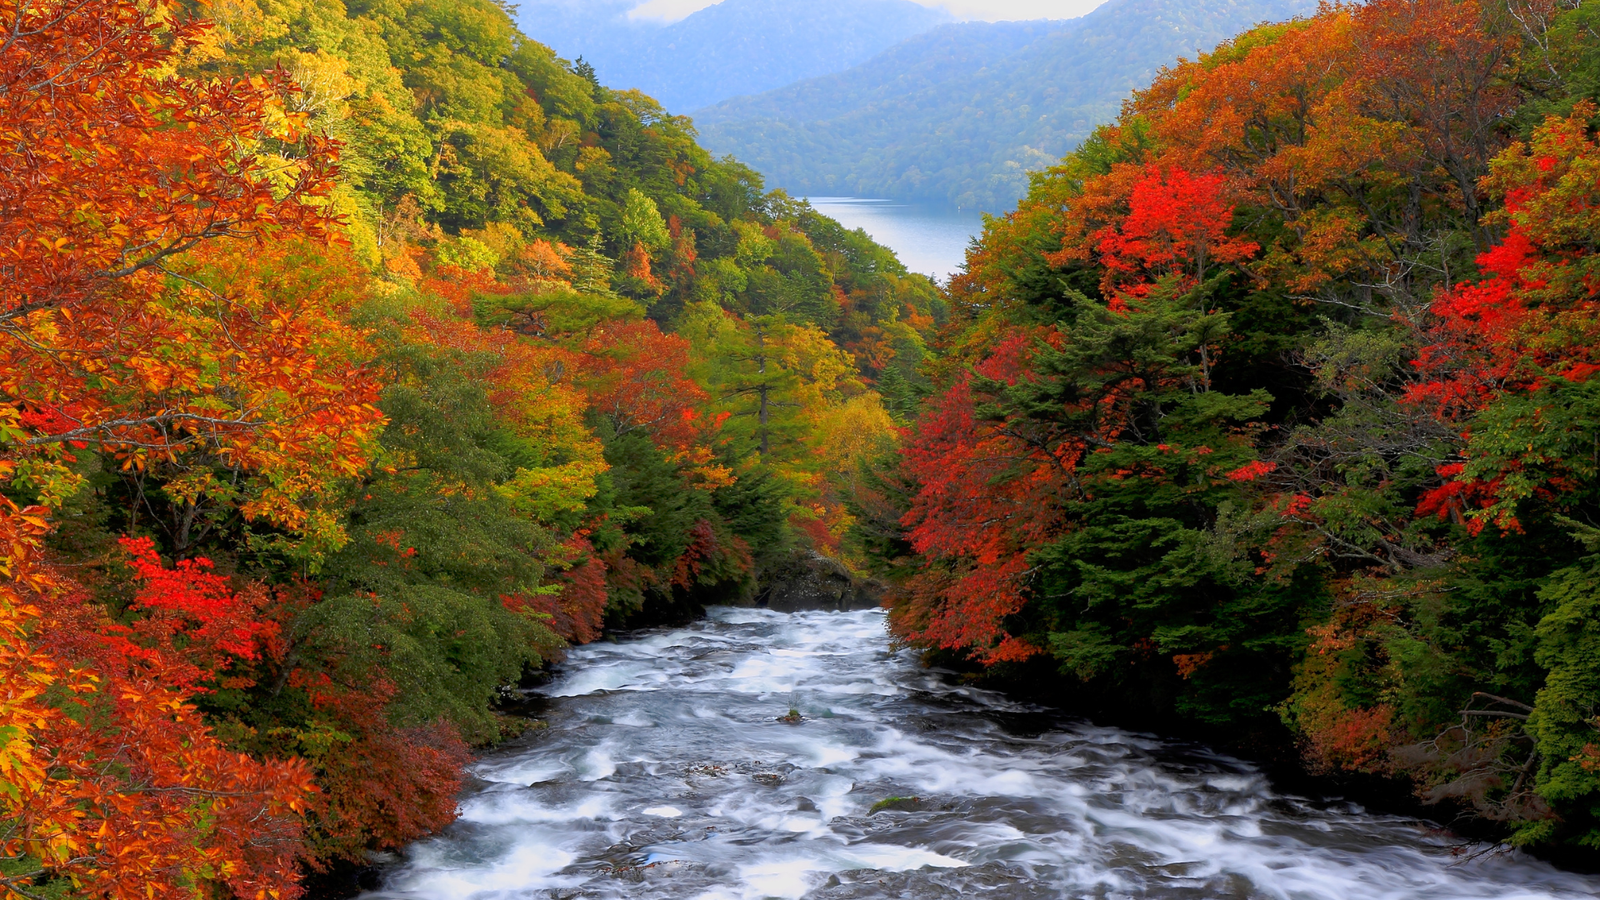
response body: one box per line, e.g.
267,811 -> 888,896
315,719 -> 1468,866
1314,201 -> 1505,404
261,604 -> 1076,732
0,0 -> 383,895
0,0 -> 380,542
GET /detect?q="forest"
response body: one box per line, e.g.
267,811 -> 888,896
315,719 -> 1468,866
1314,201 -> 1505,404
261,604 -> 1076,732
6,0 -> 1600,895
863,0 -> 1600,861
0,0 -> 940,894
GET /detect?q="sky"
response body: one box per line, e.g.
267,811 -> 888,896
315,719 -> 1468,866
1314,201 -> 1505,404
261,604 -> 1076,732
626,0 -> 1110,23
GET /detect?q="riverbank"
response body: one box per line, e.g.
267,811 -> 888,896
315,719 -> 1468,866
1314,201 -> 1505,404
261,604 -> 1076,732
945,648 -> 1600,876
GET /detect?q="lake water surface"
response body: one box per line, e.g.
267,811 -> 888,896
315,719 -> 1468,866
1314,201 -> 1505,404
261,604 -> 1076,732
806,198 -> 984,282
365,608 -> 1600,900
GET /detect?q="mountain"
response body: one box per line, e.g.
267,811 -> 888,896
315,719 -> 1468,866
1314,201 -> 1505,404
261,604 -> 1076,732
513,0 -> 950,114
692,0 -> 1317,210
511,0 -> 636,58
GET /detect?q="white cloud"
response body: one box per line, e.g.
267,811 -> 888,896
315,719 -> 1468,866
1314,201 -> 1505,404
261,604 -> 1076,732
627,0 -> 1109,24
627,0 -> 714,19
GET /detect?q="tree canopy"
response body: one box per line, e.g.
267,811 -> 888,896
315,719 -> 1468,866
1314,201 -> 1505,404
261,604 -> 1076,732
866,0 -> 1600,856
0,0 -> 931,893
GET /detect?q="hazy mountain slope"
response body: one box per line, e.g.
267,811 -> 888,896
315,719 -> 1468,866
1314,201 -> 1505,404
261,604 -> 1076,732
693,0 -> 1317,209
512,0 -> 635,54
514,0 -> 949,114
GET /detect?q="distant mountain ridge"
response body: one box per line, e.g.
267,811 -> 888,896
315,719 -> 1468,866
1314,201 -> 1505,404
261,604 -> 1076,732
693,0 -> 1318,209
514,0 -> 950,113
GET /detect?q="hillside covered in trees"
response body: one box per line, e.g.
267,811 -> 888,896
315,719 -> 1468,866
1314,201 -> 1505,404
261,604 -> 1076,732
10,0 -> 1600,894
860,0 -> 1600,859
695,0 -> 1316,209
0,0 -> 942,894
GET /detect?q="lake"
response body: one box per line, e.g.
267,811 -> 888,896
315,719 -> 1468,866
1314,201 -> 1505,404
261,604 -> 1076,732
806,197 -> 985,282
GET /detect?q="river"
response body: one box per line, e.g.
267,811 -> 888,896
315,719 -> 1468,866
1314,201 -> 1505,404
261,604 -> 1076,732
806,198 -> 984,283
364,608 -> 1600,899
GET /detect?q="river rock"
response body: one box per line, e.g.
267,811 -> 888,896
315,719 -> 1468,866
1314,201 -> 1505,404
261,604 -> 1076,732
867,796 -> 929,814
756,550 -> 885,612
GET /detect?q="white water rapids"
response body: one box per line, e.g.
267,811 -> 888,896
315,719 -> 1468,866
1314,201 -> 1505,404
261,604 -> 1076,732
365,608 -> 1600,899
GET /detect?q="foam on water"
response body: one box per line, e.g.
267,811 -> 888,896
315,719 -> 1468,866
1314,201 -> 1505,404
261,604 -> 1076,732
366,608 -> 1600,900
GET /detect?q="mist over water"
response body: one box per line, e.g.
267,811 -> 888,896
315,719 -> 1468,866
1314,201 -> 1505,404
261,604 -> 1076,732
366,608 -> 1600,899
806,198 -> 983,283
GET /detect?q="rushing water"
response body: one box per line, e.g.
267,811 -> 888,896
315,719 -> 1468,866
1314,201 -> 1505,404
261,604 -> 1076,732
805,198 -> 983,282
366,608 -> 1600,900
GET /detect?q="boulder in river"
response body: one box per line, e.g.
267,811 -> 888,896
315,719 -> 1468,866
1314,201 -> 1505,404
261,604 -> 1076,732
755,550 -> 885,612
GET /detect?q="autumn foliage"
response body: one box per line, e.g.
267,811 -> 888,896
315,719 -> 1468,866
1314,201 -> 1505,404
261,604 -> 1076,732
878,0 -> 1600,856
0,0 -> 370,522
0,0 -> 916,891
897,331 -> 1066,664
0,0 -> 361,894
